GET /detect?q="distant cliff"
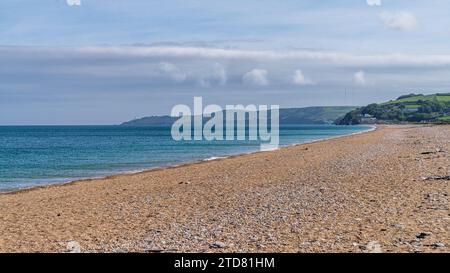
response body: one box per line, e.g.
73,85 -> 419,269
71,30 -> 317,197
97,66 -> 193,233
121,106 -> 357,126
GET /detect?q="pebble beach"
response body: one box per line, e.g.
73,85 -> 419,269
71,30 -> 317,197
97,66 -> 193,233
0,125 -> 449,253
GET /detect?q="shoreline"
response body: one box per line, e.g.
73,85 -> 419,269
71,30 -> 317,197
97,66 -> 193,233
0,125 -> 376,195
1,124 -> 448,253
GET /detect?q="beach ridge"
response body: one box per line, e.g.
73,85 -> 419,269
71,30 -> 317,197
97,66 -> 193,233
0,125 -> 376,196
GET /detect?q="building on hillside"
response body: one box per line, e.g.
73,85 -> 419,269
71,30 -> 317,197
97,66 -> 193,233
360,114 -> 377,124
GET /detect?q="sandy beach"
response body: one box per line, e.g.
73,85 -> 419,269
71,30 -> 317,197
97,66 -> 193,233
0,125 -> 448,253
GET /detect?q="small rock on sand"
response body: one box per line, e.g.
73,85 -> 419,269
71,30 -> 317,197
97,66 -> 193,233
431,242 -> 445,248
210,242 -> 226,249
416,232 -> 432,239
392,224 -> 405,230
66,240 -> 81,253
365,241 -> 382,253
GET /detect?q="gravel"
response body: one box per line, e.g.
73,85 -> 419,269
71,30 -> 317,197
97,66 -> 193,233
0,125 -> 448,253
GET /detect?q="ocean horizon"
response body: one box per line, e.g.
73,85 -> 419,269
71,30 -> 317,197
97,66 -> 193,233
0,124 -> 372,191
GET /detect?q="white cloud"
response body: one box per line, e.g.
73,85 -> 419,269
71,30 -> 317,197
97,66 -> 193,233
292,70 -> 314,85
379,11 -> 417,31
198,78 -> 211,87
211,63 -> 227,86
353,70 -> 366,86
243,69 -> 269,86
366,0 -> 381,6
158,62 -> 187,82
66,0 -> 81,6
198,63 -> 227,87
69,46 -> 450,67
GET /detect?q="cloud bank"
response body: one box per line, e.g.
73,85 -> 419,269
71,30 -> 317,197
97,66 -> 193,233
4,46 -> 450,90
3,45 -> 450,124
59,46 -> 450,67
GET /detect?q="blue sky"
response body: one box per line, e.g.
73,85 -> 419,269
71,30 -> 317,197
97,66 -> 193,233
2,0 -> 450,124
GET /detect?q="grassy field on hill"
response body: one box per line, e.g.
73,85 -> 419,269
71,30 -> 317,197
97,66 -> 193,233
337,93 -> 450,125
382,93 -> 450,105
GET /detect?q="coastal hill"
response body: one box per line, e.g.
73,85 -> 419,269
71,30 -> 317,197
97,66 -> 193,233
337,93 -> 450,125
121,106 -> 356,126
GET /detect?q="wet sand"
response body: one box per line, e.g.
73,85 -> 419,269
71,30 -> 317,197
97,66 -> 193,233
0,125 -> 449,253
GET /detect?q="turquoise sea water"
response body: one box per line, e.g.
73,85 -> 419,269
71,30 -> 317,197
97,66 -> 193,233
0,125 -> 371,191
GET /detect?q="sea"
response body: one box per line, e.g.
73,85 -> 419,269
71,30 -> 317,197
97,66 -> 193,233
0,125 -> 372,191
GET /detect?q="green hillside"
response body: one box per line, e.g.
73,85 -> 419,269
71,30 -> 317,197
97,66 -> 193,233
337,93 -> 450,125
278,106 -> 357,124
121,106 -> 356,126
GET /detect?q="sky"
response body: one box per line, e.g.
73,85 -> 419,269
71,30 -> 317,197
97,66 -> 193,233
2,0 -> 450,124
